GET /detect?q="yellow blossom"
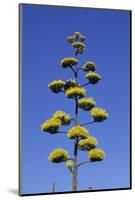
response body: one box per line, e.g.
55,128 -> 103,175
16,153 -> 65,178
82,62 -> 96,72
78,47 -> 85,54
48,148 -> 69,163
61,58 -> 79,68
88,148 -> 105,162
74,32 -> 82,40
72,42 -> 85,49
78,98 -> 96,111
78,136 -> 98,151
85,72 -> 102,84
91,107 -> 109,122
41,118 -> 61,133
66,87 -> 86,99
79,35 -> 86,42
67,125 -> 89,139
67,36 -> 75,43
64,79 -> 76,90
53,111 -> 71,126
48,80 -> 66,93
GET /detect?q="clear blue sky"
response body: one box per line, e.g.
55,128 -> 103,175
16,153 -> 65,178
21,4 -> 131,195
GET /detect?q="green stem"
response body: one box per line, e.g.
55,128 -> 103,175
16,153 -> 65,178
81,82 -> 90,87
80,121 -> 95,126
77,160 -> 90,168
56,131 -> 67,134
72,56 -> 79,192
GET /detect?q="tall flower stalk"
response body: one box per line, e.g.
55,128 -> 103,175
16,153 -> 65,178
41,31 -> 109,192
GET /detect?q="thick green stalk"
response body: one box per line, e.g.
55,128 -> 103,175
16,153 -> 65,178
72,64 -> 79,191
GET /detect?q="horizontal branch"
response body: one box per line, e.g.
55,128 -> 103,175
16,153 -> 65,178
67,157 -> 74,161
56,131 -> 67,134
77,160 -> 90,168
80,82 -> 90,87
80,121 -> 95,126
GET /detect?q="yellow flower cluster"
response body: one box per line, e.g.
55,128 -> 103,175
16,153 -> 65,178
72,42 -> 85,49
73,32 -> 85,54
48,80 -> 66,93
53,111 -> 71,126
78,98 -> 96,111
74,31 -> 82,39
91,107 -> 109,122
79,35 -> 86,42
67,32 -> 86,43
66,87 -> 86,99
82,62 -> 96,72
78,136 -> 98,151
48,148 -> 69,163
88,148 -> 105,162
67,32 -> 86,54
67,125 -> 89,139
64,79 -> 76,90
41,110 -> 72,133
41,118 -> 61,133
78,48 -> 85,54
85,72 -> 102,84
66,36 -> 75,43
61,58 -> 79,68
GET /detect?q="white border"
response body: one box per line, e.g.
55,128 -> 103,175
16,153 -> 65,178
0,1 -> 134,199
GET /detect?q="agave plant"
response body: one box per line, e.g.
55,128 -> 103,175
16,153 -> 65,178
41,31 -> 109,192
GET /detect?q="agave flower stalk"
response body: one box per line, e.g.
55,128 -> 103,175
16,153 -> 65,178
41,32 -> 109,192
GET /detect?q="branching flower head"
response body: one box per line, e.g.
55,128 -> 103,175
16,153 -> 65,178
64,79 -> 76,90
82,62 -> 96,72
66,32 -> 86,55
42,31 -> 109,183
61,58 -> 79,68
67,125 -> 89,139
85,72 -> 102,84
88,148 -> 105,162
91,107 -> 109,122
78,98 -> 96,111
53,111 -> 71,126
78,136 -> 98,151
48,148 -> 69,163
67,32 -> 85,44
66,87 -> 86,99
48,80 -> 66,93
41,118 -> 61,133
